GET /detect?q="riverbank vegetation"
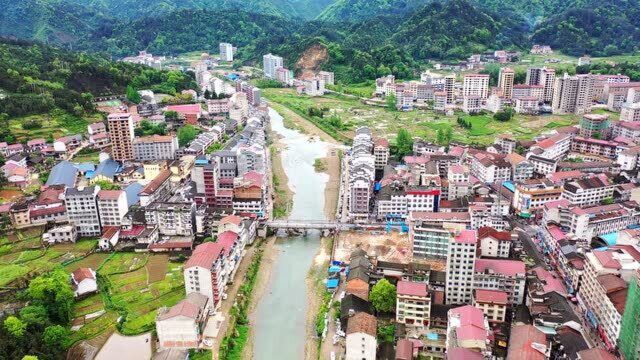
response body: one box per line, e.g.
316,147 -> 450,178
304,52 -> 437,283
269,145 -> 292,219
219,247 -> 263,360
264,87 -> 583,146
313,158 -> 327,172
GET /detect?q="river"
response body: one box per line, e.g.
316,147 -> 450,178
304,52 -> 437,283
252,108 -> 333,359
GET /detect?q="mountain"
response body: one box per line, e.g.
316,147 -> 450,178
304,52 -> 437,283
391,0 -> 529,60
531,0 -> 640,56
316,0 -> 428,22
0,37 -> 195,119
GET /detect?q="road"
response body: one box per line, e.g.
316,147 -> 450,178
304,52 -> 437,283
510,218 -> 546,267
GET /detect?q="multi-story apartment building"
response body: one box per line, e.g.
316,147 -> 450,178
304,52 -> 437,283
579,113 -> 611,139
621,102 -> 640,122
133,135 -> 178,161
562,174 -> 614,206
513,84 -> 544,101
477,227 -> 512,258
233,172 -> 265,217
318,71 -> 335,86
96,190 -> 128,227
570,137 -> 618,159
473,289 -> 508,323
504,153 -> 534,182
526,67 -> 556,102
107,113 -> 135,162
552,73 -> 595,114
146,201 -> 195,236
447,165 -> 470,200
446,230 -> 477,305
473,258 -> 526,305
219,42 -> 233,62
603,82 -> 640,111
237,144 -> 266,176
444,74 -> 455,104
262,53 -> 283,78
470,153 -> 511,184
578,247 -> 640,350
410,223 -> 454,259
396,281 -> 431,332
529,133 -> 573,160
184,243 -> 227,309
373,138 -> 389,170
512,179 -> 563,216
65,186 -> 101,237
446,305 -> 492,358
498,67 -> 515,99
345,312 -> 377,360
514,97 -> 540,114
463,74 -> 490,99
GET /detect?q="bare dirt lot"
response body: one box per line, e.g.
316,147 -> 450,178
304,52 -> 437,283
333,230 -> 412,263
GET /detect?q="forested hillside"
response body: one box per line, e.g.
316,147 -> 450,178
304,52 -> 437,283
0,38 -> 196,118
316,0 -> 428,22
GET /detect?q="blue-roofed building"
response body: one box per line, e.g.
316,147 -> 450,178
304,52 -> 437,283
45,161 -> 78,187
74,162 -> 96,174
326,278 -> 339,290
598,232 -> 618,246
124,182 -> 143,207
90,159 -> 121,183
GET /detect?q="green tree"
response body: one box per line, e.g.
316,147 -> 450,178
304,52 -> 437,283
204,89 -> 211,99
395,128 -> 413,158
27,268 -> 75,324
126,85 -> 141,104
43,325 -> 70,349
93,180 -> 120,190
4,316 -> 27,338
178,125 -> 199,147
369,279 -> 396,313
494,107 -> 514,122
20,305 -> 49,328
164,110 -> 179,121
386,94 -> 397,111
377,324 -> 395,342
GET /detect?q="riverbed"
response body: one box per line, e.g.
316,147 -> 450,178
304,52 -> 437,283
251,108 -> 334,359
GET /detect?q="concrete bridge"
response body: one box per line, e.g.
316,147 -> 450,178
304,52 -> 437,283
265,219 -> 355,231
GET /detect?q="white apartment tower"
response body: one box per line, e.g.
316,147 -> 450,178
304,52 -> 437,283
219,43 -> 233,62
552,73 -> 595,114
526,67 -> 556,102
65,186 -> 101,237
463,74 -> 490,99
498,67 -> 515,99
446,230 -> 477,305
97,190 -> 128,226
263,53 -> 283,78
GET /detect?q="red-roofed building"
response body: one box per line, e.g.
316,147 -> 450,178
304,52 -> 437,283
474,258 -> 527,304
506,324 -> 548,360
477,227 -> 512,258
156,292 -> 210,348
396,281 -> 431,332
71,267 -> 97,297
473,289 -> 508,323
184,242 -> 227,309
166,104 -> 202,125
446,305 -> 491,357
395,339 -> 414,360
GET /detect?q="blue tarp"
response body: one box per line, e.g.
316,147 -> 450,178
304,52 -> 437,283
326,279 -> 339,289
599,232 -> 618,246
502,181 -> 516,192
426,333 -> 439,341
328,266 -> 341,273
74,162 -> 96,173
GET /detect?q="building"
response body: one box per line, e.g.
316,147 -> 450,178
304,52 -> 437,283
447,164 -> 470,200
579,114 -> 611,139
513,84 -> 545,101
473,289 -> 508,323
514,97 -> 540,114
619,271 -> 640,360
562,174 -> 614,206
470,153 -> 511,184
578,248 -> 639,349
620,102 -> 640,122
133,135 -> 178,161
446,230 -> 477,305
304,77 -> 325,96
463,74 -> 490,99
396,281 -> 431,333
146,202 -> 195,236
71,267 -> 98,297
446,305 -> 491,357
262,53 -> 283,78
107,113 -> 135,162
477,227 -> 512,258
156,292 -> 210,349
373,139 -> 389,170
97,190 -> 128,227
473,258 -> 526,305
318,71 -> 335,86
506,325 -> 548,360
526,67 -> 556,102
512,179 -> 563,216
345,312 -> 377,360
42,224 -> 77,244
65,186 -> 101,237
498,67 -> 515,99
184,243 -> 227,309
571,137 -> 618,159
219,42 -> 233,62
505,153 -> 534,182
552,74 -> 595,114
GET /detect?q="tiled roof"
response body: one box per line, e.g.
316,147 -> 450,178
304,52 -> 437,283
478,227 -> 511,241
346,312 -> 377,337
397,281 -> 428,297
185,242 -> 224,269
455,230 -> 477,244
506,324 -> 547,360
72,268 -> 95,283
474,289 -> 508,305
98,189 -> 124,200
474,258 -> 525,277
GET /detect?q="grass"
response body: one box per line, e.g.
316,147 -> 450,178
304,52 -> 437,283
263,88 -> 581,146
270,145 -> 292,219
313,158 -> 327,172
8,111 -> 103,141
190,349 -> 213,360
72,148 -> 101,163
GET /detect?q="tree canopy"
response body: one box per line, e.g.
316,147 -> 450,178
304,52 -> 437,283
369,279 -> 397,313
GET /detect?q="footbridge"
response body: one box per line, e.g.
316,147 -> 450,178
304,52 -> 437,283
265,219 -> 355,231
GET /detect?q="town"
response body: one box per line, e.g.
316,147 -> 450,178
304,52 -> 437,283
0,28 -> 640,360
